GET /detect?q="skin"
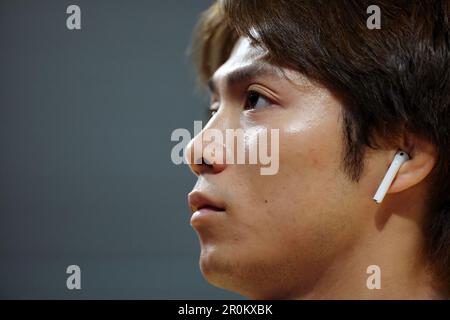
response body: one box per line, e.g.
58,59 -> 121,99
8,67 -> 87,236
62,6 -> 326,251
186,37 -> 442,299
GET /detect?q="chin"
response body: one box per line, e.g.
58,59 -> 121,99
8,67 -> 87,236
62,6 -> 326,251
197,243 -> 247,294
199,244 -> 231,280
197,244 -> 289,299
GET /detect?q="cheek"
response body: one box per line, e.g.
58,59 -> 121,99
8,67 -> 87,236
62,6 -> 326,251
275,100 -> 344,201
279,115 -> 342,190
235,101 -> 352,234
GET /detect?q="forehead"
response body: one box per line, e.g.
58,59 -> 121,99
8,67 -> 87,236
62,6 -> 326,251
212,36 -> 313,89
229,37 -> 267,64
213,37 -> 273,80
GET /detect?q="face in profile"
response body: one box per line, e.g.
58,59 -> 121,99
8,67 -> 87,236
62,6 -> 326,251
185,37 -> 396,299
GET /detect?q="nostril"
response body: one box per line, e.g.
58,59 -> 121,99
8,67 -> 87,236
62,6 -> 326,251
191,156 -> 226,175
193,157 -> 212,166
202,157 -> 213,166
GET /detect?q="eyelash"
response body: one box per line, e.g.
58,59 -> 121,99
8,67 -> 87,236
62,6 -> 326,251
209,90 -> 274,117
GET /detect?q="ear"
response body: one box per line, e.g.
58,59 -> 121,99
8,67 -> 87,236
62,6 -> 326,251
388,134 -> 437,194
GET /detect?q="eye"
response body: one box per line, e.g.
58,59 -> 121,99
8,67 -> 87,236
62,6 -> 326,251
244,90 -> 273,110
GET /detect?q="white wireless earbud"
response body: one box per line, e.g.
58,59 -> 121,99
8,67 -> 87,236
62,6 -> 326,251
373,150 -> 410,204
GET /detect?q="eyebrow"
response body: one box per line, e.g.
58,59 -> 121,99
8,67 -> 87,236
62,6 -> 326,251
207,62 -> 282,95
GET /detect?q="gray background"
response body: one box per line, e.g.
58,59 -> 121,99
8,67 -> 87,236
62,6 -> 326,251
0,0 -> 242,299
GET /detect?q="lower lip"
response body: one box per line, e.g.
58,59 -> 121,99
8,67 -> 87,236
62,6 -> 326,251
190,208 -> 225,225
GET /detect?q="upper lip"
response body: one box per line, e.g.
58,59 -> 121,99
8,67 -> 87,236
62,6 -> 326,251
188,191 -> 225,213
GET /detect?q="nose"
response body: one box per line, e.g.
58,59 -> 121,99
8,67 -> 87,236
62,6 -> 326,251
185,127 -> 228,176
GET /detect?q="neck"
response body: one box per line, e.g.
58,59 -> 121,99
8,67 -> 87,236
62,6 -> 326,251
296,209 -> 443,299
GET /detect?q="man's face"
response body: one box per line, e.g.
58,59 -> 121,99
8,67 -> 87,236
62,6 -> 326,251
186,37 -> 379,299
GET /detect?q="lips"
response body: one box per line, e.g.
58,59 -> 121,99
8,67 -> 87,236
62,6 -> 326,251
188,191 -> 225,214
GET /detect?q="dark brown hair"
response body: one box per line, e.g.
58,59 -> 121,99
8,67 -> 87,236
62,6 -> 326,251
191,0 -> 450,294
